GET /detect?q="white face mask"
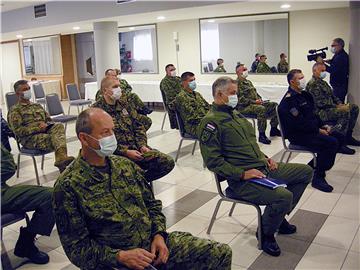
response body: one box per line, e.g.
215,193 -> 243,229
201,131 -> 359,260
170,70 -> 176,77
23,89 -> 32,100
112,87 -> 122,100
320,71 -> 327,79
298,78 -> 307,90
331,46 -> 337,54
226,94 -> 238,108
88,134 -> 117,157
241,70 -> 249,79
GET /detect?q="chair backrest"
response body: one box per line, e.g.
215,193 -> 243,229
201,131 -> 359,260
33,83 -> 45,99
213,173 -> 227,198
159,89 -> 168,112
174,107 -> 187,137
275,106 -> 289,150
66,84 -> 81,101
5,92 -> 19,112
45,93 -> 64,116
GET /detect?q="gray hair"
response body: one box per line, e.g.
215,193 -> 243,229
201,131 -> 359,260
212,76 -> 237,97
13,80 -> 28,92
75,109 -> 93,138
312,62 -> 325,72
333,38 -> 345,48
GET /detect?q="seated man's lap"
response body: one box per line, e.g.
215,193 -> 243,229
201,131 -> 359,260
23,133 -> 53,151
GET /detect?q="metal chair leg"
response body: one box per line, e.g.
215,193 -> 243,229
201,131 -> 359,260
312,153 -> 317,167
41,155 -> 45,170
229,202 -> 236,216
252,119 -> 256,132
256,206 -> 263,250
175,139 -> 184,162
32,156 -> 40,186
279,150 -> 287,163
77,106 -> 80,114
161,112 -> 167,131
191,140 -> 197,155
286,152 -> 293,163
68,105 -> 71,115
207,198 -> 224,234
65,123 -> 68,133
16,154 -> 21,178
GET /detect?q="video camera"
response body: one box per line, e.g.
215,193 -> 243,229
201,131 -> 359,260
307,47 -> 328,61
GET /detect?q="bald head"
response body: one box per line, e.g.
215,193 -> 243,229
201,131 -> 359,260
76,108 -> 114,139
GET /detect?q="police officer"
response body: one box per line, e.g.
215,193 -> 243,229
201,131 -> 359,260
160,64 -> 182,129
53,107 -> 232,270
213,58 -> 227,73
198,76 -> 312,257
8,80 -> 74,172
277,53 -> 289,74
236,64 -> 281,144
1,143 -> 55,264
323,38 -> 349,102
92,77 -> 174,182
278,69 -> 344,193
256,55 -> 272,73
306,62 -> 360,148
175,72 -> 210,138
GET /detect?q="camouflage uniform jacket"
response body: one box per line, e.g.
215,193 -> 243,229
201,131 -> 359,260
8,102 -> 52,145
52,154 -> 166,270
1,143 -> 17,186
277,61 -> 289,73
160,75 -> 182,107
306,76 -> 342,111
236,79 -> 262,109
256,62 -> 272,73
213,66 -> 227,73
175,89 -> 210,136
92,97 -> 147,155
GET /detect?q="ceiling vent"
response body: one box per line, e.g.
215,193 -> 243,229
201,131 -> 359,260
34,4 -> 46,18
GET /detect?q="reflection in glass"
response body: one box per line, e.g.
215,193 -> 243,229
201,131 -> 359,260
200,13 -> 289,74
118,25 -> 158,73
23,35 -> 62,75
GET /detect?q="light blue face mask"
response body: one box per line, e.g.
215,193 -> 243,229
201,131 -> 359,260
23,90 -> 32,100
320,71 -> 327,79
226,94 -> 238,108
188,80 -> 197,91
88,134 -> 117,157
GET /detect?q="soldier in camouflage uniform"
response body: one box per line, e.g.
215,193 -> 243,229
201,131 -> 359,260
1,143 -> 55,264
213,58 -> 227,73
277,53 -> 289,74
160,64 -> 182,129
256,55 -> 272,73
8,80 -> 74,172
306,62 -> 360,146
53,108 -> 232,270
235,64 -> 281,144
175,72 -> 210,138
92,78 -> 174,182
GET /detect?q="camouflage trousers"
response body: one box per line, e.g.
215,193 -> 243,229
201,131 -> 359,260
318,104 -> 359,136
239,102 -> 279,133
135,150 -> 175,182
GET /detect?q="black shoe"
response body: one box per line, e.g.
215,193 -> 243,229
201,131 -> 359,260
312,177 -> 333,193
14,227 -> 49,264
262,234 -> 281,257
259,133 -> 271,144
270,127 -> 281,137
338,145 -> 356,155
346,137 -> 360,147
278,219 -> 297,234
139,107 -> 153,115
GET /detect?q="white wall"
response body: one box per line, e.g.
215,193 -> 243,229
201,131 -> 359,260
0,41 -> 22,104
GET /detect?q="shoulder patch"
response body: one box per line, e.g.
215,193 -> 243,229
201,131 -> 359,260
205,123 -> 216,132
200,122 -> 217,144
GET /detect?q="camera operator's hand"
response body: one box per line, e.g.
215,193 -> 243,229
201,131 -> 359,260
337,104 -> 350,112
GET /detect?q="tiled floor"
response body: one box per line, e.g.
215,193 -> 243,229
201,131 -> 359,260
1,103 -> 360,270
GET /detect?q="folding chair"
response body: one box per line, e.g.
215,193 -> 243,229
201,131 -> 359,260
207,173 -> 263,250
160,89 -> 169,131
33,83 -> 47,110
66,83 -> 92,114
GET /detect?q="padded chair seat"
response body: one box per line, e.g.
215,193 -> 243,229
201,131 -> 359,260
69,100 -> 92,106
19,147 -> 52,156
52,115 -> 77,122
36,98 -> 46,104
288,144 -> 314,151
1,213 -> 26,227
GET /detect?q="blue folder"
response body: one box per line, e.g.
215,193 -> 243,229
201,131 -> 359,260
249,177 -> 287,189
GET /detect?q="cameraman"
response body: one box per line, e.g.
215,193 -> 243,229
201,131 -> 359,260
320,38 -> 349,103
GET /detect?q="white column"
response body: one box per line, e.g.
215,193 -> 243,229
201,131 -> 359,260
348,1 -> 360,135
93,22 -> 120,88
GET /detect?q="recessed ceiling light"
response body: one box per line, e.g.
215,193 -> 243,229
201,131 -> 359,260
73,26 -> 80,30
281,4 -> 291,9
157,16 -> 165,20
129,27 -> 135,30
207,19 -> 215,23
16,34 -> 23,39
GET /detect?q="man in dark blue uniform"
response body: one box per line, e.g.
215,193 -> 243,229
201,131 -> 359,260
278,69 -> 343,193
324,38 -> 349,102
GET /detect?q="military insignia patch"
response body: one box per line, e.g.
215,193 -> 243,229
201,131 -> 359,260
205,123 -> 216,132
201,129 -> 212,144
290,107 -> 299,117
